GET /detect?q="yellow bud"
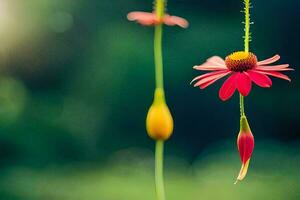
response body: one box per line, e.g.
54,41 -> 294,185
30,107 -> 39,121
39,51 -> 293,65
146,89 -> 174,140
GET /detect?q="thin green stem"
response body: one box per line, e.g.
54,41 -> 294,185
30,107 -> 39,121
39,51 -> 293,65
240,0 -> 251,117
244,0 -> 250,53
154,1 -> 166,199
240,94 -> 245,117
155,140 -> 166,200
154,24 -> 164,90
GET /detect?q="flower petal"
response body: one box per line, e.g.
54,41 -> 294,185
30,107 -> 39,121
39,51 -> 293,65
191,70 -> 229,83
219,73 -> 238,101
193,56 -> 227,71
236,72 -> 252,97
194,71 -> 231,88
199,79 -> 218,89
257,54 -> 280,65
193,65 -> 227,71
127,12 -> 157,26
256,64 -> 292,71
254,70 -> 291,82
235,159 -> 250,184
206,56 -> 226,66
246,70 -> 272,88
163,15 -> 189,28
256,68 -> 293,72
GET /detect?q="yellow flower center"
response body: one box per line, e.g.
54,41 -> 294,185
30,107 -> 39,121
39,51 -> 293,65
225,51 -> 257,72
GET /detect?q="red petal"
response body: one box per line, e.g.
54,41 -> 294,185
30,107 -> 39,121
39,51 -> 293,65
163,15 -> 189,28
219,73 -> 238,101
194,71 -> 231,88
236,72 -> 252,97
199,79 -> 217,89
257,54 -> 280,65
191,70 -> 229,83
246,70 -> 272,88
254,70 -> 291,82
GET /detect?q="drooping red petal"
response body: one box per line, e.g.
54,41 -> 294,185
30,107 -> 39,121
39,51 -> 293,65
254,70 -> 291,82
200,72 -> 232,89
127,12 -> 157,26
246,70 -> 272,88
191,70 -> 229,83
199,79 -> 218,89
163,15 -> 189,28
236,72 -> 252,97
219,73 -> 238,101
257,54 -> 280,65
194,71 -> 231,88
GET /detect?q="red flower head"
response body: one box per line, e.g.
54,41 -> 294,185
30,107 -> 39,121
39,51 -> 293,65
235,115 -> 254,184
127,11 -> 189,28
192,51 -> 294,101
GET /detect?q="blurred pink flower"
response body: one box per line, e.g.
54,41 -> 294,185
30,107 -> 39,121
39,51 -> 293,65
127,11 -> 188,28
192,51 -> 293,101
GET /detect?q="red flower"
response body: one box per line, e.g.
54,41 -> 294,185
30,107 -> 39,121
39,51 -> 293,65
192,51 -> 293,101
127,11 -> 189,28
235,116 -> 254,184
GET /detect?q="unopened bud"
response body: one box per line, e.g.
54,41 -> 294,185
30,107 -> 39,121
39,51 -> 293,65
146,88 -> 174,140
235,115 -> 255,184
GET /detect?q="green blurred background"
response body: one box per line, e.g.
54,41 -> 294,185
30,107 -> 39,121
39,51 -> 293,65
0,0 -> 299,199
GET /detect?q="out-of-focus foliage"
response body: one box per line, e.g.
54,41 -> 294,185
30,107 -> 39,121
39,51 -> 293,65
1,142 -> 300,200
0,0 -> 299,199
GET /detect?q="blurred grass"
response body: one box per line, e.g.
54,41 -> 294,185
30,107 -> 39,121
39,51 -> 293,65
1,141 -> 299,200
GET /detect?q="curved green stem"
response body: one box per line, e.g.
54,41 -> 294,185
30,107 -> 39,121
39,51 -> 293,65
155,140 -> 166,200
